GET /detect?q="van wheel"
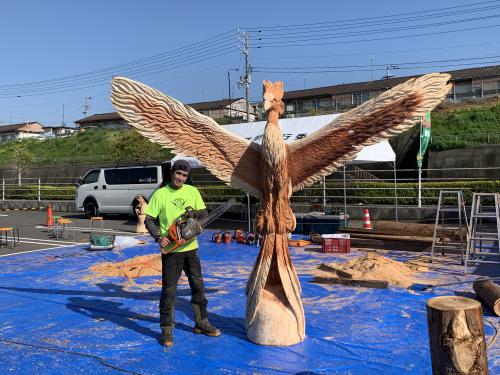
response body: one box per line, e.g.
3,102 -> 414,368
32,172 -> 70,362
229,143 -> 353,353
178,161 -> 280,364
84,200 -> 98,218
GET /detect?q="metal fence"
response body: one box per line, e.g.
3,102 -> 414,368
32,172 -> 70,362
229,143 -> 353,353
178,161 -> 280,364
2,166 -> 498,208
1,177 -> 77,201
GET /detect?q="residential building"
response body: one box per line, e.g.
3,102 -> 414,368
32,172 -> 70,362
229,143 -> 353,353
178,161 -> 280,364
74,98 -> 257,130
74,112 -> 128,130
0,122 -> 45,142
188,98 -> 257,122
282,64 -> 500,117
44,125 -> 79,138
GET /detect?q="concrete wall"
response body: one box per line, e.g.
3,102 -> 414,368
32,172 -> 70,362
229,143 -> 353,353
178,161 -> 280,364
428,145 -> 500,179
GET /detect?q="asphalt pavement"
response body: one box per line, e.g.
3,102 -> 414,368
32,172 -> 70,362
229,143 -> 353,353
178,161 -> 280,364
0,211 -> 140,257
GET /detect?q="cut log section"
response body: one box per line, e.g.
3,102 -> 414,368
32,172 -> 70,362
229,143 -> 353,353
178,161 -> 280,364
312,276 -> 389,289
473,279 -> 500,316
426,296 -> 488,375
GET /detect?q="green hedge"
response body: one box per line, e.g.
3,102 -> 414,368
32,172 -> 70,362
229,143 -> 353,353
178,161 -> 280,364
292,180 -> 500,205
3,185 -> 75,200
5,180 -> 499,205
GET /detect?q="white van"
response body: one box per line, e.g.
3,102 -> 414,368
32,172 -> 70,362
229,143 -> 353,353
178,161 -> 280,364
76,165 -> 164,218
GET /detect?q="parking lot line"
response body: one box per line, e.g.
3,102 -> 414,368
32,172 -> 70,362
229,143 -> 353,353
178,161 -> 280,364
0,243 -> 86,258
35,225 -> 137,234
20,237 -> 84,245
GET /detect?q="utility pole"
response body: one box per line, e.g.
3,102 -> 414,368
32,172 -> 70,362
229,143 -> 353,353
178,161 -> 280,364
227,68 -> 239,124
62,103 -> 66,127
237,29 -> 252,122
370,57 -> 374,80
83,96 -> 92,117
383,65 -> 399,79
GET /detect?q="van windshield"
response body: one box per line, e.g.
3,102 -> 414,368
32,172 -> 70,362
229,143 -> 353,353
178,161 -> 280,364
81,170 -> 100,185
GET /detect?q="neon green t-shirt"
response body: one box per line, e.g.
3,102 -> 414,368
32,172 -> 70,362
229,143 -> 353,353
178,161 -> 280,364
145,184 -> 206,253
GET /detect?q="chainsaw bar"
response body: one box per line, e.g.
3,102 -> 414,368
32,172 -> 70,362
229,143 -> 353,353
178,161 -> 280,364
198,198 -> 236,228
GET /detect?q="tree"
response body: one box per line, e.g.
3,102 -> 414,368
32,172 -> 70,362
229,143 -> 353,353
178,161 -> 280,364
110,129 -> 171,161
11,143 -> 34,186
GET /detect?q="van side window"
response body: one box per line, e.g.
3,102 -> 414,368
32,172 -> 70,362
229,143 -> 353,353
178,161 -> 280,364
104,169 -> 128,185
82,170 -> 100,185
129,167 -> 158,184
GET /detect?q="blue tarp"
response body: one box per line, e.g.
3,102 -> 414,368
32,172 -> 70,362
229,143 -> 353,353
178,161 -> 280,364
0,232 -> 498,374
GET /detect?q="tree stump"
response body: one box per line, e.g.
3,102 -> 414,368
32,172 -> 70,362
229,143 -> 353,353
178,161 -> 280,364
427,296 -> 488,375
473,279 -> 500,316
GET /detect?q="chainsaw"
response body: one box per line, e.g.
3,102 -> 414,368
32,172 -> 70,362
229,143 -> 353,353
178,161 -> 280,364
161,198 -> 236,254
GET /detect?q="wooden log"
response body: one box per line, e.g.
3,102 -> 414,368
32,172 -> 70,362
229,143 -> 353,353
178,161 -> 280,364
342,231 -> 435,243
426,296 -> 488,375
375,220 -> 436,237
318,263 -> 354,278
312,276 -> 388,289
473,279 -> 500,316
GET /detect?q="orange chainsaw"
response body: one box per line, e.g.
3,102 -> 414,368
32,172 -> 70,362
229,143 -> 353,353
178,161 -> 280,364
161,198 -> 236,254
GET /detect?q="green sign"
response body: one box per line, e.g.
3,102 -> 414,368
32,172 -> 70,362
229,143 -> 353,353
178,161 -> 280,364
417,111 -> 431,168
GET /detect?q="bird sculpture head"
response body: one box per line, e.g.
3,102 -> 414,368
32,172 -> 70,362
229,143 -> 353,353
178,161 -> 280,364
263,80 -> 285,115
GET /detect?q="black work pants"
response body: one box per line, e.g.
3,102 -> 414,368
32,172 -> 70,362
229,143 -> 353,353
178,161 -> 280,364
160,249 -> 208,328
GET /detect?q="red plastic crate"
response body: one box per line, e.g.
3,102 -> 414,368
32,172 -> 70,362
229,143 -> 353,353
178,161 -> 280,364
322,234 -> 350,253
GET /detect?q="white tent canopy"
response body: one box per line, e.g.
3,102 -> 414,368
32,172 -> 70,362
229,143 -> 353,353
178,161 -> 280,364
171,114 -> 400,225
172,114 -> 395,166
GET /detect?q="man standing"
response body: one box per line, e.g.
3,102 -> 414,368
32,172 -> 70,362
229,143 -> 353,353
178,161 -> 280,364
144,159 -> 221,347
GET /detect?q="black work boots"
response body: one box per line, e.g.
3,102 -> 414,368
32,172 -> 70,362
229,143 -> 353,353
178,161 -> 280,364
193,319 -> 221,337
160,326 -> 174,347
192,303 -> 221,337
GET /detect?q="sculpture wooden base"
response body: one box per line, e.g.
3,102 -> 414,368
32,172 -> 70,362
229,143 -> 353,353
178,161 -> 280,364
246,233 -> 305,346
246,290 -> 303,346
136,214 -> 148,234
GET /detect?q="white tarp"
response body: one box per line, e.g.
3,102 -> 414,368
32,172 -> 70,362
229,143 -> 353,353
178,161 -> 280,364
172,113 -> 395,165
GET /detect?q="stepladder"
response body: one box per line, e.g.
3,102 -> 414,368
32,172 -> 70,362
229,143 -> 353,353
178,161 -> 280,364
464,193 -> 500,274
431,190 -> 468,264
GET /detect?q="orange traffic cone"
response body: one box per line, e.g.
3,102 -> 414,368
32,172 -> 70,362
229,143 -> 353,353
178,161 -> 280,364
47,203 -> 54,227
363,208 -> 372,229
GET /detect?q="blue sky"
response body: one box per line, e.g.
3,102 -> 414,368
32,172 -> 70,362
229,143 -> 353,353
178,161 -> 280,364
1,0 -> 500,126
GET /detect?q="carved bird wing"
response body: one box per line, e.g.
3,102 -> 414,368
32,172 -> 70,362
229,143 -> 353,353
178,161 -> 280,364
287,73 -> 451,192
110,77 -> 261,197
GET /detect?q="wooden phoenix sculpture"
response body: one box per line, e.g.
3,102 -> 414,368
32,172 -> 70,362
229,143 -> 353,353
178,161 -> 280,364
110,73 -> 451,346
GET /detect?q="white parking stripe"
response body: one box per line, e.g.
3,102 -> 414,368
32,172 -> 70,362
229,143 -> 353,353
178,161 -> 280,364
18,240 -> 63,246
0,243 -> 86,258
19,237 -> 84,245
35,225 -> 136,234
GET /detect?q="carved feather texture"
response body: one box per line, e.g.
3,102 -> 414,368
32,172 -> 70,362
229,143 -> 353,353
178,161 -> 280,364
110,77 -> 261,197
276,234 -> 305,337
246,233 -> 274,326
287,73 -> 451,192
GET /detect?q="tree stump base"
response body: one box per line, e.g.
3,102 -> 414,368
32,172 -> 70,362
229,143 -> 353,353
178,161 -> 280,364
473,279 -> 500,316
427,296 -> 488,374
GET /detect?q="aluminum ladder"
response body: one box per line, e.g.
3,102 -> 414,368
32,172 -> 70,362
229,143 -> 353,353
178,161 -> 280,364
431,190 -> 468,264
464,193 -> 500,274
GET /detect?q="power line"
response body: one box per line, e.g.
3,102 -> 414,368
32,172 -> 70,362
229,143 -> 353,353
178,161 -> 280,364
243,0 -> 500,30
0,49 -> 236,98
252,23 -> 500,49
253,40 -> 500,61
0,31 -> 238,97
254,54 -> 500,70
0,44 -> 236,95
248,4 -> 500,38
254,61 -> 500,75
250,13 -> 500,43
0,30 -> 236,89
